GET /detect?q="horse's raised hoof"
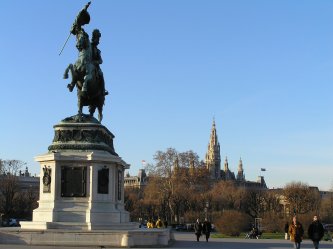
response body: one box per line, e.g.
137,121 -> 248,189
63,73 -> 69,79
67,84 -> 74,92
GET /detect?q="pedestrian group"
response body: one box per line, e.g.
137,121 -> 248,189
194,218 -> 212,242
287,215 -> 325,249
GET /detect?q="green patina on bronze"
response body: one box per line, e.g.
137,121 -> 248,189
62,2 -> 108,123
48,114 -> 118,156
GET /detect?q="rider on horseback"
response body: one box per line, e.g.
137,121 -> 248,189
67,2 -> 93,95
62,2 -> 107,122
91,29 -> 108,96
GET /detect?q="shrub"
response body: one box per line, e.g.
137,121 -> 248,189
261,212 -> 285,233
214,210 -> 251,236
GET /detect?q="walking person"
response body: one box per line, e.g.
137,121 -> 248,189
289,216 -> 304,249
194,218 -> 202,242
285,221 -> 289,240
308,215 -> 324,249
202,218 -> 212,242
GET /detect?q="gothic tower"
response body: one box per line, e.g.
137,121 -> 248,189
236,157 -> 245,181
205,119 -> 221,179
223,156 -> 235,180
224,157 -> 230,180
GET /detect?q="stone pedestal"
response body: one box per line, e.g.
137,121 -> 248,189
17,115 -> 172,247
20,150 -> 137,230
21,115 -> 136,230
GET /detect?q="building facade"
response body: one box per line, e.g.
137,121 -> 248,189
125,119 -> 267,190
124,169 -> 148,189
205,119 -> 267,189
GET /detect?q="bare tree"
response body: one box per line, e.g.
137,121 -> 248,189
0,160 -> 26,219
124,187 -> 144,221
283,181 -> 321,215
319,197 -> 333,223
241,189 -> 267,218
0,159 -> 24,175
214,210 -> 251,236
142,148 -> 210,224
142,175 -> 166,220
209,181 -> 243,211
320,183 -> 333,223
14,187 -> 39,220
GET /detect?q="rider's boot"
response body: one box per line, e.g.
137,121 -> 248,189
81,81 -> 88,97
82,80 -> 88,92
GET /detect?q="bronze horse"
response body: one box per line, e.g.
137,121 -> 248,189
63,63 -> 105,122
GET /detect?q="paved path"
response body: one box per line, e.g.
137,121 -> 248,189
0,231 -> 332,249
173,232 -> 332,249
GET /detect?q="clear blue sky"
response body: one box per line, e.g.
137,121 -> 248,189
1,1 -> 332,190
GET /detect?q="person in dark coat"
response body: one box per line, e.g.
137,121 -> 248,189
289,216 -> 304,249
194,218 -> 202,242
284,221 -> 289,240
202,218 -> 212,242
308,215 -> 324,249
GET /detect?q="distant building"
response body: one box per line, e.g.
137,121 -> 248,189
0,167 -> 40,193
205,119 -> 221,179
205,119 -> 267,189
124,169 -> 148,189
0,167 -> 39,192
17,167 -> 39,193
125,119 -> 267,190
320,190 -> 333,200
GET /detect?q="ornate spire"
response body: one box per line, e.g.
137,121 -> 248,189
205,118 -> 221,179
223,156 -> 236,180
237,157 -> 245,181
224,156 -> 229,171
238,157 -> 243,171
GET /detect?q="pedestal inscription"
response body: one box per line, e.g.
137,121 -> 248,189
117,170 -> 122,201
61,166 -> 87,197
98,168 -> 109,194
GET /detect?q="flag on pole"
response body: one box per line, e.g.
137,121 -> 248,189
261,168 -> 266,171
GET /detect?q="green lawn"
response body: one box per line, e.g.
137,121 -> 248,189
211,232 -> 285,239
260,233 -> 285,239
211,231 -> 333,241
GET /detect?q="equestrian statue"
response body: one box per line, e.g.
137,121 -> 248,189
62,2 -> 108,122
